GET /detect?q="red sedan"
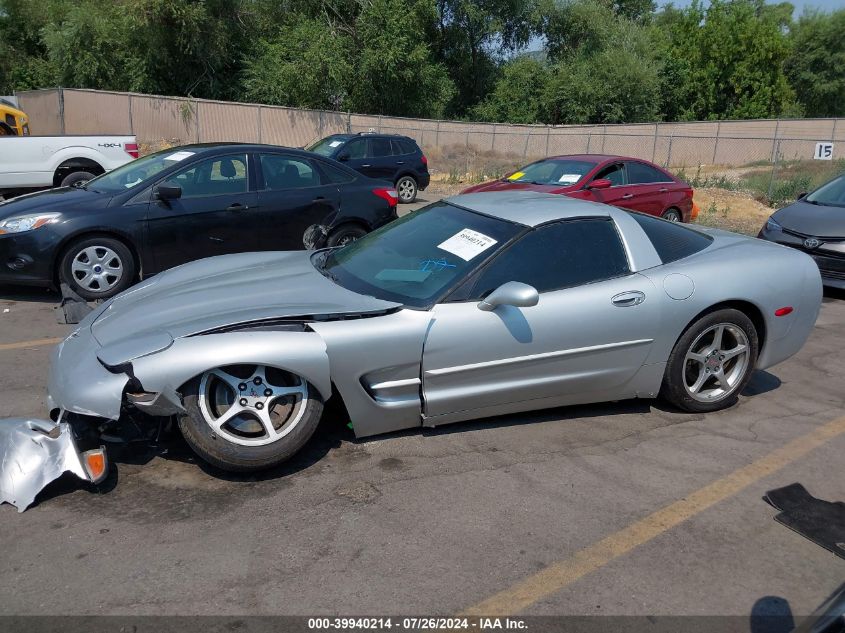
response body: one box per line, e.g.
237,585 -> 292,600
462,154 -> 694,222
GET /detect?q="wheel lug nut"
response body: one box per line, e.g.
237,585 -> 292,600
264,389 -> 273,397
253,377 -> 262,385
255,402 -> 264,410
238,383 -> 247,391
239,398 -> 248,406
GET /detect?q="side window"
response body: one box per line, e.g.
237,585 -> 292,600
343,139 -> 368,160
172,154 -> 248,198
318,161 -> 356,184
628,212 -> 713,264
391,139 -> 407,155
594,163 -> 625,186
627,162 -> 670,184
468,219 -> 630,298
259,154 -> 322,190
370,138 -> 394,157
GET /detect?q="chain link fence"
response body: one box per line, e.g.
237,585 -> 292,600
15,88 -> 845,209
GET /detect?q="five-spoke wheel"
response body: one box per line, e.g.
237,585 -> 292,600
179,364 -> 324,472
661,308 -> 758,412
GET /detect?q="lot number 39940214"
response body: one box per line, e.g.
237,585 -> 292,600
814,142 -> 834,160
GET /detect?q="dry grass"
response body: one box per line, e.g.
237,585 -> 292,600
692,187 -> 774,236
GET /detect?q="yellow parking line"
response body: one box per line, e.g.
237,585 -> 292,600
0,336 -> 63,351
462,415 -> 845,616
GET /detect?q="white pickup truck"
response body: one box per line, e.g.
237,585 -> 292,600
0,135 -> 138,198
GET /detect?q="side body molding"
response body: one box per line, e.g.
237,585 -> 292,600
130,331 -> 331,413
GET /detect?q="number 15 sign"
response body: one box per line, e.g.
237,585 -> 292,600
814,142 -> 834,160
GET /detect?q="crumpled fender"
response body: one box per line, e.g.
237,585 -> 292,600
0,418 -> 103,512
128,331 -> 332,413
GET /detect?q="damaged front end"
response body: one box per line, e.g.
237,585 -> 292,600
0,418 -> 107,512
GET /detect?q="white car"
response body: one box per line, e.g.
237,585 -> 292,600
0,134 -> 138,198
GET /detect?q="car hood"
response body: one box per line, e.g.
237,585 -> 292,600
461,180 -> 579,195
772,200 -> 845,237
90,250 -> 401,347
0,186 -> 107,219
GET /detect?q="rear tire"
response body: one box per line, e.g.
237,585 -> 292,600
660,308 -> 758,413
58,236 -> 135,301
662,208 -> 682,222
60,171 -> 96,188
178,365 -> 324,472
327,224 -> 367,247
396,175 -> 418,203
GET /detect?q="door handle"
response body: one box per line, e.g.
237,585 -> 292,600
611,291 -> 646,307
396,161 -> 405,165
209,236 -> 224,243
659,187 -> 668,193
226,203 -> 248,211
312,196 -> 326,202
622,193 -> 634,199
361,164 -> 371,168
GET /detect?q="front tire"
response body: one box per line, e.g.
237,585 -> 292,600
660,308 -> 758,412
178,364 -> 324,472
58,236 -> 135,300
396,175 -> 418,203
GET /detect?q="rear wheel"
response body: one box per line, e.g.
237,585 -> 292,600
327,224 -> 367,247
662,208 -> 682,222
179,364 -> 324,472
396,175 -> 418,203
660,309 -> 758,412
58,236 -> 135,300
60,171 -> 96,188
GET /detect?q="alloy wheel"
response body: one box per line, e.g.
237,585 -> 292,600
682,323 -> 750,403
198,365 -> 309,447
397,178 -> 416,202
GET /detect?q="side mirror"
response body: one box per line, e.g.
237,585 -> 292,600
155,182 -> 182,201
588,178 -> 612,190
337,153 -> 350,162
797,191 -> 808,200
477,281 -> 539,312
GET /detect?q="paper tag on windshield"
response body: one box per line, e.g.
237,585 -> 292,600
558,173 -> 581,184
329,141 -> 343,148
163,151 -> 195,162
438,228 -> 497,261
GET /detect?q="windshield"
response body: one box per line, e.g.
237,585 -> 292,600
315,202 -> 523,308
84,147 -> 200,193
506,159 -> 597,186
806,174 -> 845,208
306,135 -> 349,157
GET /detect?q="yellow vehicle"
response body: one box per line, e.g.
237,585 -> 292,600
0,99 -> 29,136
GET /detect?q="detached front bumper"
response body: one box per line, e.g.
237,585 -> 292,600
0,418 -> 108,512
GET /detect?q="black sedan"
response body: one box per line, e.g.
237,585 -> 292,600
759,172 -> 845,289
0,143 -> 398,299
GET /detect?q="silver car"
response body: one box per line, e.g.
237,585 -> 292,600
47,192 -> 823,472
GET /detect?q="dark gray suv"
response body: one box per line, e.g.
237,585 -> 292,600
306,133 -> 430,203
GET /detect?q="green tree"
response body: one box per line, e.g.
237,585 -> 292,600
472,56 -> 549,123
241,17 -> 352,110
785,8 -> 845,117
349,0 -> 454,117
656,0 -> 797,120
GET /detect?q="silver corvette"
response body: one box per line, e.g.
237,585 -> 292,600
47,191 -> 822,472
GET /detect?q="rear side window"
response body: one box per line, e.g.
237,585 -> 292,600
629,212 -> 712,263
467,219 -> 630,298
627,162 -> 671,184
370,138 -> 393,157
259,154 -> 322,189
318,161 -> 356,184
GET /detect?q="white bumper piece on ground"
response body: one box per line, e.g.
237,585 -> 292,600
0,418 -> 107,512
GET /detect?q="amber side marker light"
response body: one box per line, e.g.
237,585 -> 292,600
775,307 -> 794,317
82,448 -> 108,483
